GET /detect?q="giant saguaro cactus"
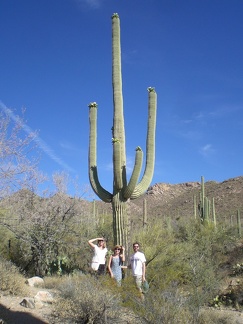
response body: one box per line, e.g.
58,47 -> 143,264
88,13 -> 157,246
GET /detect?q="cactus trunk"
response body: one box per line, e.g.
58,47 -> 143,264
112,193 -> 127,246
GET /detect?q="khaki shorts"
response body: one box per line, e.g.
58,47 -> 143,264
133,275 -> 142,291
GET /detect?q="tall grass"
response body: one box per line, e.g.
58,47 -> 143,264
0,257 -> 27,295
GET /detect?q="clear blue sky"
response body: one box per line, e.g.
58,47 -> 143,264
1,0 -> 242,196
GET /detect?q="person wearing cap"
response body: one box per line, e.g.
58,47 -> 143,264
88,237 -> 108,275
108,245 -> 126,286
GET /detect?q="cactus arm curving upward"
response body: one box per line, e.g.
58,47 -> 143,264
112,13 -> 127,190
131,87 -> 157,199
123,147 -> 143,199
88,102 -> 112,202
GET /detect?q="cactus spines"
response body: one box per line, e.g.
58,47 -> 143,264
87,14 -> 157,246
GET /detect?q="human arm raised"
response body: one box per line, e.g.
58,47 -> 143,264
88,237 -> 104,249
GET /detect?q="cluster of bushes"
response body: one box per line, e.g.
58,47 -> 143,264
0,212 -> 242,323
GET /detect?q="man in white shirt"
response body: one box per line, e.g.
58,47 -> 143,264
129,242 -> 146,296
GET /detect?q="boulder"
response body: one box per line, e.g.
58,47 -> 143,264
20,298 -> 35,309
26,276 -> 44,287
34,290 -> 54,304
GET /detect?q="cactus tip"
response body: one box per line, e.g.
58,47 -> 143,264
88,102 -> 98,108
147,87 -> 155,93
112,13 -> 119,19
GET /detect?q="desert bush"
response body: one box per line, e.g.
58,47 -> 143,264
141,291 -> 193,324
125,216 -> 238,322
42,275 -> 65,289
0,190 -> 92,277
0,257 -> 27,295
52,273 -> 134,323
198,308 -> 235,324
120,275 -> 193,323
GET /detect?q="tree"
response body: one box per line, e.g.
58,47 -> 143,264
0,192 -> 88,276
0,174 -> 92,276
0,105 -> 43,199
87,14 -> 157,250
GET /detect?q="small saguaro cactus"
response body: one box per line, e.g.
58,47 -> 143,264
237,209 -> 241,237
87,13 -> 157,248
195,176 -> 216,226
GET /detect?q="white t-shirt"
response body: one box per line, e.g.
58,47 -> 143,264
130,251 -> 146,276
93,245 -> 107,265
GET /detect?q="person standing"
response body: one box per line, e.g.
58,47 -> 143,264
108,245 -> 126,286
88,237 -> 108,275
129,242 -> 146,297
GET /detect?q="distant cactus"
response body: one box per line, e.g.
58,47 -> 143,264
237,209 -> 241,237
212,197 -> 216,226
87,14 -> 157,247
196,176 -> 216,226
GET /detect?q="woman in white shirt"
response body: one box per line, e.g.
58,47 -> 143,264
88,237 -> 108,275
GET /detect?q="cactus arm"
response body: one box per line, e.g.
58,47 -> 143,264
112,13 -> 127,189
88,102 -> 112,202
131,88 -> 157,199
123,147 -> 143,199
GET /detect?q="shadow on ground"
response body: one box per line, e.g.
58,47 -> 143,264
0,303 -> 47,324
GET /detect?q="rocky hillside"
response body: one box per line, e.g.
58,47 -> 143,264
1,176 -> 242,230
117,176 -> 242,230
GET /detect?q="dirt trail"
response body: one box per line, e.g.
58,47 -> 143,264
1,289 -> 243,323
0,288 -> 54,324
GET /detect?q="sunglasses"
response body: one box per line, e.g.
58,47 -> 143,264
114,248 -> 120,250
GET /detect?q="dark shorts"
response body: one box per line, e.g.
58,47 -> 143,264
97,264 -> 106,275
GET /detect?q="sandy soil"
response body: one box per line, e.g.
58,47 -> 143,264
1,290 -> 243,324
0,289 -> 54,324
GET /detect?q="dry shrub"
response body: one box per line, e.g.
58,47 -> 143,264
0,257 -> 27,295
52,274 -> 128,323
198,308 -> 236,324
123,287 -> 194,324
43,275 -> 65,289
